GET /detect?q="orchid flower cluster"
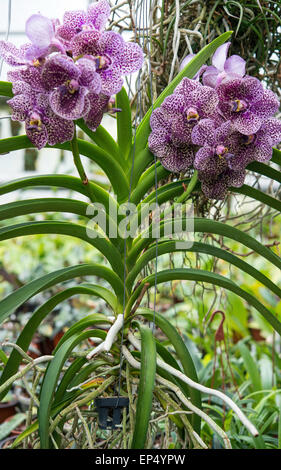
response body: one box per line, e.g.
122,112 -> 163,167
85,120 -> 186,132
149,43 -> 281,199
0,0 -> 143,150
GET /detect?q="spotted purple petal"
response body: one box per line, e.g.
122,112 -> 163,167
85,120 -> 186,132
84,93 -> 110,131
119,42 -> 144,75
49,86 -> 90,120
87,0 -> 111,31
26,119 -> 48,150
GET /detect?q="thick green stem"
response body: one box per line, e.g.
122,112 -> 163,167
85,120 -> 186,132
71,128 -> 95,203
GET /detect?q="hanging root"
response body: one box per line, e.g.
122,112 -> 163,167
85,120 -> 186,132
127,332 -> 259,438
122,345 -> 232,449
86,314 -> 124,360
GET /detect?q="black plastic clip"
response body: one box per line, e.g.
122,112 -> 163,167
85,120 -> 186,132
95,397 -> 129,430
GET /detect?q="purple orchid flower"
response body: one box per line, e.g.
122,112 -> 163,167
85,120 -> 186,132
217,76 -> 280,134
40,54 -> 101,120
56,0 -> 111,47
70,30 -> 144,95
148,78 -> 219,172
8,83 -> 74,149
199,168 -> 246,200
0,15 -> 65,67
179,53 -> 206,80
202,42 -> 246,88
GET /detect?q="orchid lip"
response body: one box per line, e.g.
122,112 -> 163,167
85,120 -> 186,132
94,55 -> 111,70
186,107 -> 199,122
64,79 -> 80,94
216,145 -> 228,157
28,112 -> 43,130
241,134 -> 255,145
231,99 -> 247,113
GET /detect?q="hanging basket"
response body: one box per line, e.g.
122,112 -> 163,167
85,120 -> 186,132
95,397 -> 129,430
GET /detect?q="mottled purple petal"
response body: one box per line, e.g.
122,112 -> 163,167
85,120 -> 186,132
99,31 -> 124,58
174,77 -> 200,99
190,85 -> 219,116
84,93 -> 110,131
150,107 -> 171,131
25,14 -> 54,48
194,147 -> 227,175
87,0 -> 111,30
252,89 -> 280,119
160,144 -> 194,172
8,94 -> 33,121
45,113 -> 75,146
191,119 -> 217,146
260,118 -> 281,145
119,42 -> 144,74
0,40 -> 26,66
224,55 -> 246,76
232,111 -> 262,134
49,86 -> 90,120
7,67 -> 44,91
162,94 -> 186,114
41,55 -> 80,90
99,67 -> 123,95
71,30 -> 101,56
212,42 -> 231,71
217,77 -> 264,103
26,119 -> 48,150
76,57 -> 101,93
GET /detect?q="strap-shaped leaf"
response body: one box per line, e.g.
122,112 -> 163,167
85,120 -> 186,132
76,119 -> 123,167
0,174 -> 118,213
0,80 -> 13,97
131,324 -> 156,449
126,240 -> 281,299
0,220 -> 124,277
136,309 -> 201,435
126,269 -> 281,335
0,198 -> 120,247
116,87 -> 132,161
0,263 -> 124,325
233,185 -> 281,212
0,288 -> 116,401
38,329 -> 104,448
129,218 -> 281,272
0,136 -> 129,202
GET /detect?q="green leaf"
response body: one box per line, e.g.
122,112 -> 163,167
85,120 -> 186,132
127,269 -> 281,335
38,329 -> 100,448
126,240 -> 281,299
0,413 -> 26,441
238,343 -> 262,396
0,81 -> 13,98
76,119 -> 123,168
129,218 -> 281,273
136,309 -> 201,435
0,263 -> 124,325
0,198 -> 120,247
0,288 -> 116,401
116,87 -> 132,160
0,220 -> 124,277
0,136 -> 129,202
0,174 -> 118,214
233,185 -> 281,212
131,324 -> 156,449
134,32 -> 233,157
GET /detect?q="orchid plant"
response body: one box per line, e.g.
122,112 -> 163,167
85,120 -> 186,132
0,0 -> 281,450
